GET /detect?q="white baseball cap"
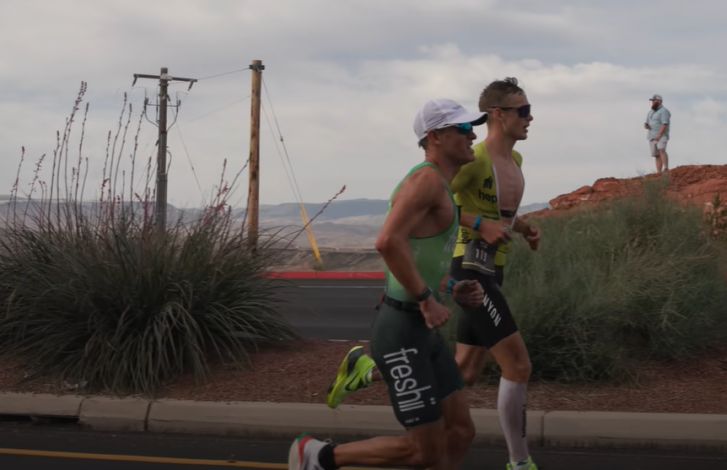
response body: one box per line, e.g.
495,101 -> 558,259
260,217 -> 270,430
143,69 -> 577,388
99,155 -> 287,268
649,94 -> 663,101
413,99 -> 488,141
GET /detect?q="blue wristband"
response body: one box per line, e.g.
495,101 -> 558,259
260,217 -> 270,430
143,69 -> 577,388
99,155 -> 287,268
446,278 -> 457,295
472,216 -> 482,231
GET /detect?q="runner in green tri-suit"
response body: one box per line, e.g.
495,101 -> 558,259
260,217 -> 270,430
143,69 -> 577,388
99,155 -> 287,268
288,98 -> 487,470
370,160 -> 468,429
326,78 -> 542,470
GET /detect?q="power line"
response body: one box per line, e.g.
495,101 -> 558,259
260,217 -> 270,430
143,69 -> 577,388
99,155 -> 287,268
197,67 -> 251,81
261,104 -> 301,205
174,123 -> 204,197
261,77 -> 307,205
184,95 -> 251,122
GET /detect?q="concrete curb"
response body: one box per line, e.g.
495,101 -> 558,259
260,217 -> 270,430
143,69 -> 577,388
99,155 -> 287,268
0,392 -> 83,418
1,393 -> 725,450
149,401 -> 401,438
79,397 -> 151,432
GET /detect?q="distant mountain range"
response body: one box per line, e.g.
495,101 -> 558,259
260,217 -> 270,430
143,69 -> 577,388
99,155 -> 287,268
257,198 -> 549,249
258,198 -> 548,222
259,198 -> 390,221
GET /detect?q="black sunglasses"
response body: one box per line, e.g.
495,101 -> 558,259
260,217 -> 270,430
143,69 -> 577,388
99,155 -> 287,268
494,104 -> 531,118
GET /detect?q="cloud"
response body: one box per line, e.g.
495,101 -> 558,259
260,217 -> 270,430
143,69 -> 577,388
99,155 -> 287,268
2,0 -> 727,208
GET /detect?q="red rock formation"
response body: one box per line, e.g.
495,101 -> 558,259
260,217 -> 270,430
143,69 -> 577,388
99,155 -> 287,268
544,165 -> 727,214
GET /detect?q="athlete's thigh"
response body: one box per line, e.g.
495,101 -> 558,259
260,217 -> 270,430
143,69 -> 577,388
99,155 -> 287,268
455,342 -> 489,379
404,418 -> 448,464
488,331 -> 531,379
439,388 -> 473,431
430,329 -> 464,400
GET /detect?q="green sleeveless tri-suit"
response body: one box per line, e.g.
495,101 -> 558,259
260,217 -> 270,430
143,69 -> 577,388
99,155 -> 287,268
372,162 -> 464,428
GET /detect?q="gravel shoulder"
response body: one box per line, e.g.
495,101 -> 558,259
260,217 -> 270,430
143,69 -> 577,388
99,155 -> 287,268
3,339 -> 726,414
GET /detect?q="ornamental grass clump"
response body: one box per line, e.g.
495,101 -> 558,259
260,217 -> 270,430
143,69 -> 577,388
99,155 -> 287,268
503,180 -> 727,383
0,83 -> 296,394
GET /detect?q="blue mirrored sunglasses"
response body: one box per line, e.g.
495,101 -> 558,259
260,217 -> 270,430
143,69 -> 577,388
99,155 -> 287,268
453,122 -> 474,134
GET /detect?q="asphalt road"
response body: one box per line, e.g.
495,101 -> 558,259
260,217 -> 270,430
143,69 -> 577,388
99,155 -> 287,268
3,279 -> 726,469
277,278 -> 383,340
1,422 -> 726,469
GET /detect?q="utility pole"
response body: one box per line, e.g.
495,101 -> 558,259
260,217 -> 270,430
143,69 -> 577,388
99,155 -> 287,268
247,59 -> 264,249
132,67 -> 197,231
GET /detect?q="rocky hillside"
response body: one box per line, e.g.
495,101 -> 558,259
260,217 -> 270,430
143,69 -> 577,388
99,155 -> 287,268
544,165 -> 727,213
532,165 -> 727,238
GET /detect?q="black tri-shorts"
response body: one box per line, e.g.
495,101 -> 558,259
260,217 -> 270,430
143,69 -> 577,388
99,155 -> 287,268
371,301 -> 464,428
450,256 -> 518,349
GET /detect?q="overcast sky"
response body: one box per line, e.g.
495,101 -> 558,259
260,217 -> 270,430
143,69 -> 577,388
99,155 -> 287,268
2,0 -> 726,208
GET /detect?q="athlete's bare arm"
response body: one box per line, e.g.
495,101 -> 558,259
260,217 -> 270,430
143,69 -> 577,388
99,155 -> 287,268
375,167 -> 453,329
513,217 -> 540,251
460,211 -> 511,245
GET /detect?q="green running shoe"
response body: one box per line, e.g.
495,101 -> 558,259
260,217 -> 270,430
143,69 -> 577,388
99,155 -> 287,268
326,345 -> 375,409
506,457 -> 538,470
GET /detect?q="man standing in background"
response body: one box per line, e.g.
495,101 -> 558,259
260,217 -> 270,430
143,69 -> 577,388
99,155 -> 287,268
644,94 -> 671,173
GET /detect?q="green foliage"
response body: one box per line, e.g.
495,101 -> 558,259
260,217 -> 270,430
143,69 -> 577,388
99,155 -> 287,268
0,210 -> 296,395
502,184 -> 727,383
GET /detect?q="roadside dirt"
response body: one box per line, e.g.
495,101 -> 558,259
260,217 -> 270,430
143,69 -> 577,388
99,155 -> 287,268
3,340 -> 726,414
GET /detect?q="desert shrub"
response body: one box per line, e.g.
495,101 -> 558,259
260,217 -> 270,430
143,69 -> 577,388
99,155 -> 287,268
502,182 -> 727,383
0,210 -> 296,394
0,84 -> 296,394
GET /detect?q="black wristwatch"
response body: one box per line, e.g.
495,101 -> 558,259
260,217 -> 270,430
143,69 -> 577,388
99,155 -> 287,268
415,286 -> 433,302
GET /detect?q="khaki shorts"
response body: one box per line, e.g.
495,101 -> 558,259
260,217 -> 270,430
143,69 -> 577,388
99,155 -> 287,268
649,136 -> 668,157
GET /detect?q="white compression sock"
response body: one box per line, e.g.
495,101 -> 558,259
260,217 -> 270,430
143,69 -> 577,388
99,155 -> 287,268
497,376 -> 530,464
